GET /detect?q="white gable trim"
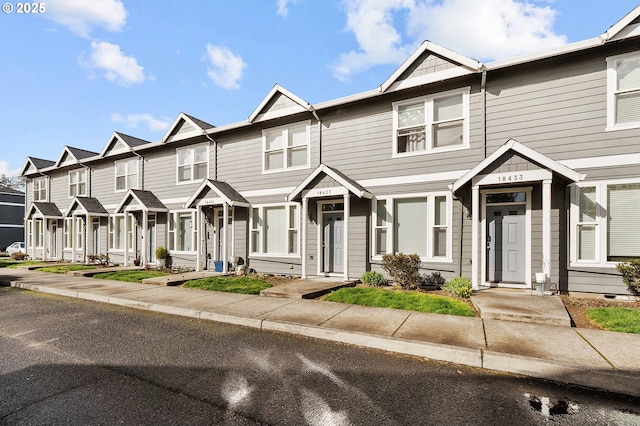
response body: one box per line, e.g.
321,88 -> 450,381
452,139 -> 583,192
248,84 -> 312,123
162,112 -> 205,143
185,179 -> 250,208
288,164 -> 372,201
379,41 -> 483,93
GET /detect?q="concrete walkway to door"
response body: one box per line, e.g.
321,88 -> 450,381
260,277 -> 356,299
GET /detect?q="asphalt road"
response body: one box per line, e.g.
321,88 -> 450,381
1,286 -> 639,425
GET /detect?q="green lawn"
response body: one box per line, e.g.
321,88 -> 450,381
0,259 -> 44,269
322,287 -> 476,317
586,307 -> 640,334
183,276 -> 272,295
37,265 -> 97,273
93,270 -> 171,283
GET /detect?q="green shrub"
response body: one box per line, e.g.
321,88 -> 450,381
155,246 -> 168,260
361,270 -> 387,287
443,277 -> 473,298
616,259 -> 640,295
381,253 -> 422,290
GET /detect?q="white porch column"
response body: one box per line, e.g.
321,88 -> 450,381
43,219 -> 48,262
471,185 -> 480,290
343,193 -> 350,281
542,179 -> 552,281
222,203 -> 228,273
123,212 -> 129,266
196,207 -> 203,272
301,197 -> 308,279
71,216 -> 77,263
141,210 -> 148,267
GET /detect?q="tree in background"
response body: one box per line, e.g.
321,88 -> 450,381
0,174 -> 25,191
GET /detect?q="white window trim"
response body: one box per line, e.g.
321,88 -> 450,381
606,52 -> 640,132
176,143 -> 209,185
68,169 -> 87,198
262,121 -> 311,174
168,210 -> 198,253
114,158 -> 139,192
249,202 -> 300,258
108,214 -> 134,252
392,87 -> 470,158
570,177 -> 640,268
33,176 -> 48,202
371,192 -> 453,263
64,217 -> 73,249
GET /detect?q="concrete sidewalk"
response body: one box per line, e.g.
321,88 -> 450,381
2,268 -> 640,397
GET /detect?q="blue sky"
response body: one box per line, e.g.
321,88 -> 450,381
2,0 -> 639,177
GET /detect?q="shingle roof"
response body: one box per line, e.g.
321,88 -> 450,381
116,133 -> 151,148
0,186 -> 24,195
74,197 -> 108,215
31,202 -> 62,218
29,157 -> 55,169
67,146 -> 99,160
183,113 -> 215,130
208,180 -> 249,205
129,189 -> 167,210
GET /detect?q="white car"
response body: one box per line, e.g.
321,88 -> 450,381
6,241 -> 25,256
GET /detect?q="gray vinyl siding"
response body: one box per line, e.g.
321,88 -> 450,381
49,171 -> 69,208
216,119 -> 320,193
566,268 -> 629,295
347,198 -> 369,279
319,81 -> 484,181
90,162 -> 120,207
486,45 -> 640,161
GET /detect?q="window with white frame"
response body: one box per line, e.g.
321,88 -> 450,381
27,220 -> 33,249
108,215 -> 132,251
607,52 -> 640,130
75,217 -> 84,249
373,194 -> 451,261
168,211 -> 197,252
34,219 -> 44,248
64,218 -> 73,249
250,204 -> 299,255
393,88 -> 469,156
263,122 -> 309,173
33,177 -> 47,201
115,158 -> 138,191
68,169 -> 87,197
572,181 -> 640,264
177,144 -> 208,183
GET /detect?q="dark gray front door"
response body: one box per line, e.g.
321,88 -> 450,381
323,213 -> 344,274
487,205 -> 525,283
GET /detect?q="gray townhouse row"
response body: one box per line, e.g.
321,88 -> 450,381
20,7 -> 640,296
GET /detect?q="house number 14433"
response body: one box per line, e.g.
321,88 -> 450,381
498,174 -> 524,183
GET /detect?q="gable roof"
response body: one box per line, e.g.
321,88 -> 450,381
26,202 -> 62,219
185,179 -> 250,208
64,197 -> 109,217
0,186 -> 24,195
248,84 -> 314,123
162,112 -> 214,143
379,41 -> 483,94
100,132 -> 151,157
20,157 -> 55,176
288,164 -> 372,201
54,146 -> 99,168
451,139 -> 584,193
116,189 -> 167,213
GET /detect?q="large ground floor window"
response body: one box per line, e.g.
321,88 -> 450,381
372,193 -> 451,261
109,214 -> 134,251
250,203 -> 299,256
572,180 -> 640,265
169,210 -> 198,252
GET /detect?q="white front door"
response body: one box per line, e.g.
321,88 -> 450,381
322,212 -> 344,274
215,208 -> 233,262
50,221 -> 58,259
487,205 -> 526,283
91,218 -> 100,255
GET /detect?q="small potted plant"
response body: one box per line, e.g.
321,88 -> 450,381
155,246 -> 168,268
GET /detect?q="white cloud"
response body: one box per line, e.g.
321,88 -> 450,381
332,0 -> 415,82
333,0 -> 568,81
0,161 -> 21,178
82,41 -> 146,86
276,0 -> 301,17
111,113 -> 171,132
46,0 -> 127,38
407,0 -> 567,61
205,44 -> 247,90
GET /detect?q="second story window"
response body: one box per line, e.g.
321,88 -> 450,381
177,144 -> 208,183
68,169 -> 87,197
393,88 -> 469,157
607,52 -> 640,130
263,122 -> 310,173
115,158 -> 138,191
33,177 -> 47,201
